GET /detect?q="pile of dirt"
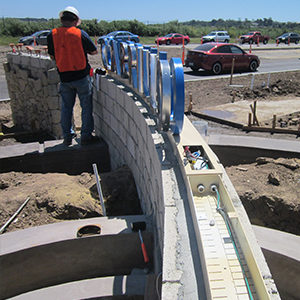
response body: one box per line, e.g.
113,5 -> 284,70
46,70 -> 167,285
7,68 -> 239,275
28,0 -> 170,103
262,111 -> 300,130
0,166 -> 141,233
230,78 -> 300,100
226,157 -> 300,235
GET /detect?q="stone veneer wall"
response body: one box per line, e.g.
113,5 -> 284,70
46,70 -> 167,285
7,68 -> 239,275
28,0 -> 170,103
93,74 -> 166,266
4,53 -> 62,138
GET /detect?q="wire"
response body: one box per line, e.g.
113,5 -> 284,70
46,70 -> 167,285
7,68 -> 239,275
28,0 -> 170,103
156,272 -> 162,300
214,187 -> 254,300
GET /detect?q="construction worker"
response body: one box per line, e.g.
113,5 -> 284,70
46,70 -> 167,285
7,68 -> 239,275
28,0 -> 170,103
47,6 -> 98,146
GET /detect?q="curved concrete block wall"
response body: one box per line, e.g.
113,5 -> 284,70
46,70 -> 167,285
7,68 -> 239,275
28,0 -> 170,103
93,74 -> 165,265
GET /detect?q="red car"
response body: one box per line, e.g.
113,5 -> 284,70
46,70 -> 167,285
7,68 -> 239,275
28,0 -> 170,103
185,43 -> 260,75
155,33 -> 190,45
239,31 -> 270,45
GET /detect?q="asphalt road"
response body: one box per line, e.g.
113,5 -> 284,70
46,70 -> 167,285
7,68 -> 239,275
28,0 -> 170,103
183,57 -> 300,81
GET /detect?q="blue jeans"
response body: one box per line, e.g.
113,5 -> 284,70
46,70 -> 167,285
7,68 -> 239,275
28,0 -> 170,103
59,75 -> 94,140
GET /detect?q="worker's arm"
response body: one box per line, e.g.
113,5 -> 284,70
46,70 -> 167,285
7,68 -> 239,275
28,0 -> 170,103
81,30 -> 98,55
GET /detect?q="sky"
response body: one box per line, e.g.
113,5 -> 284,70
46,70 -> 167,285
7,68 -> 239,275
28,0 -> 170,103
0,0 -> 299,23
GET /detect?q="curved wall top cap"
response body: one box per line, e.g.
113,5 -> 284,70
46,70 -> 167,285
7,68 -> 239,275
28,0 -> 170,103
59,6 -> 81,26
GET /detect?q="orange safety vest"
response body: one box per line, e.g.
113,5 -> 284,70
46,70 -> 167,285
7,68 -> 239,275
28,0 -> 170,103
52,27 -> 86,72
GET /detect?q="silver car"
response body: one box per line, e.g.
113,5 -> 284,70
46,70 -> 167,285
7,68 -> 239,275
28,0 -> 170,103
19,30 -> 50,46
202,31 -> 230,43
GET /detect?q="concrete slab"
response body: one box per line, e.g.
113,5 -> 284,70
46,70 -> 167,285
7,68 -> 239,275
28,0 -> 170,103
0,215 -> 151,255
0,138 -> 111,174
0,142 -> 39,159
200,99 -> 300,125
253,225 -> 300,300
208,134 -> 300,154
10,275 -> 147,300
1,226 -> 154,299
253,225 -> 300,262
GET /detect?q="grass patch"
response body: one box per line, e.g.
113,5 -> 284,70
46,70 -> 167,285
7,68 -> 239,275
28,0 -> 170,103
0,36 -> 20,46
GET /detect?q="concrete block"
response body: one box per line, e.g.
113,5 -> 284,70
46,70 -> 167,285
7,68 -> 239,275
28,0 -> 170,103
119,124 -> 127,145
48,84 -> 59,97
6,53 -> 13,64
122,111 -> 129,131
12,54 -> 21,65
33,78 -> 42,91
3,62 -> 11,73
107,79 -> 117,100
109,130 -> 118,149
144,152 -> 151,176
40,71 -> 48,86
128,117 -> 137,142
50,109 -> 61,124
106,94 -> 114,114
30,56 -> 41,68
47,68 -> 60,84
124,145 -> 134,167
93,101 -> 103,118
21,54 -> 30,67
43,86 -> 49,97
116,86 -> 125,108
17,68 -> 29,80
103,107 -> 111,126
40,57 -> 56,70
136,129 -> 144,153
102,121 -> 109,140
47,96 -> 60,110
127,135 -> 136,159
113,101 -> 121,122
100,77 -> 108,95
18,79 -> 26,93
52,123 -> 62,138
134,148 -> 142,172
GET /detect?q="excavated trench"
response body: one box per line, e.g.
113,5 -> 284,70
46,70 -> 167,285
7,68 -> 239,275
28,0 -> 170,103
212,145 -> 300,236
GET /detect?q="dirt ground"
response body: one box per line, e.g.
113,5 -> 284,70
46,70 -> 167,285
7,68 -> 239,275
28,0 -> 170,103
1,45 -> 300,236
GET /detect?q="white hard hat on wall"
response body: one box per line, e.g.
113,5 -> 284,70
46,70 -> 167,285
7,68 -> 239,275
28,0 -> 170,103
59,6 -> 81,26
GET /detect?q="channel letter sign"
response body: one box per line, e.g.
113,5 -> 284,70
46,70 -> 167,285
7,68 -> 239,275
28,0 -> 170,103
101,39 -> 184,134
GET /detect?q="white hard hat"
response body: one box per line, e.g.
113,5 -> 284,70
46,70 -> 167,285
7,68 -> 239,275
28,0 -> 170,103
59,6 -> 81,26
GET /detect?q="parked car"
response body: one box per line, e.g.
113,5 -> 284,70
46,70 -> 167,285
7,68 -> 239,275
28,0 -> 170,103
19,30 -> 50,46
185,43 -> 260,75
276,32 -> 300,44
202,31 -> 230,43
239,31 -> 270,44
97,31 -> 139,45
155,33 -> 190,45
